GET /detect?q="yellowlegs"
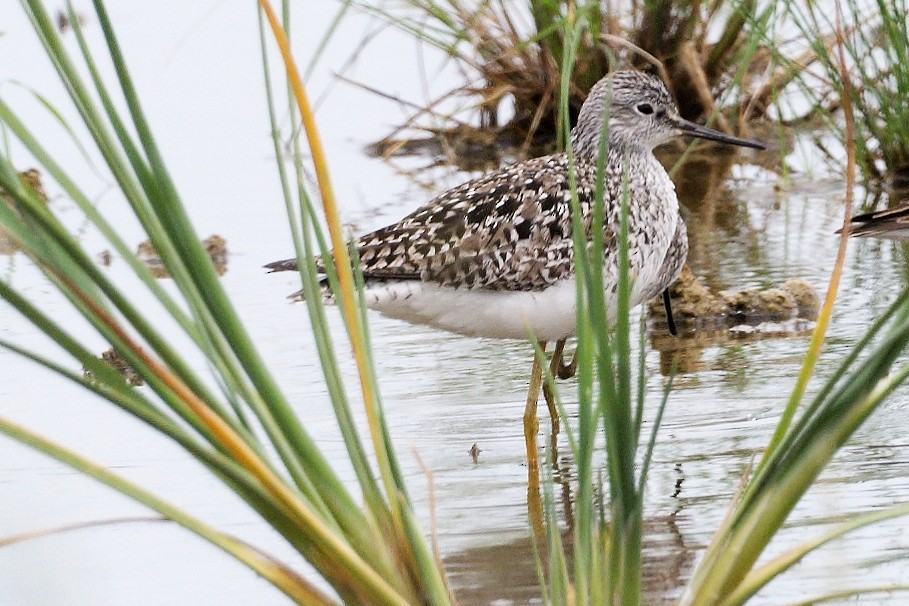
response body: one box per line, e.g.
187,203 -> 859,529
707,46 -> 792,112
266,70 -> 764,430
840,204 -> 909,238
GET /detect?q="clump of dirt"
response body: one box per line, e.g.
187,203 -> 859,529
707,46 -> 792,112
136,234 -> 228,277
656,266 -> 727,326
719,278 -> 820,323
84,347 -> 144,387
14,169 -> 49,203
648,266 -> 819,331
1,169 -> 50,256
779,278 -> 820,320
203,234 -> 228,269
720,286 -> 798,321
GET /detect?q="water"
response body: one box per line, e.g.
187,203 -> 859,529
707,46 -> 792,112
2,3 -> 909,605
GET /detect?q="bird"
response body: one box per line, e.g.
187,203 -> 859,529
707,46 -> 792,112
266,70 -> 764,437
838,203 -> 909,239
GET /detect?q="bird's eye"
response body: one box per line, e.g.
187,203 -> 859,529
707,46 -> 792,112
636,103 -> 654,115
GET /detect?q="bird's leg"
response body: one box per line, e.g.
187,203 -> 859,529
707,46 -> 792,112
554,338 -> 579,380
663,289 -> 678,336
542,339 -> 566,433
524,341 -> 546,541
541,338 -> 580,434
523,340 -> 546,462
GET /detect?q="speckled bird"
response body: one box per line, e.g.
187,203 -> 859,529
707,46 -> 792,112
267,70 -> 763,360
839,204 -> 909,239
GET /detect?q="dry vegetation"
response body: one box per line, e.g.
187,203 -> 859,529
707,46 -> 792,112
357,0 -> 909,187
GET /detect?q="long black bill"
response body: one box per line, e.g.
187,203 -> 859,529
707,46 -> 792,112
675,117 -> 766,150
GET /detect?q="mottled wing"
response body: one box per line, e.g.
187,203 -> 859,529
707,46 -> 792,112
349,154 -> 598,291
844,204 -> 909,239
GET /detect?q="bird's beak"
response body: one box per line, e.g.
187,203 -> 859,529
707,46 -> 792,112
673,116 -> 766,150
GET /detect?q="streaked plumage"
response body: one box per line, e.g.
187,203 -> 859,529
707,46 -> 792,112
266,70 -> 763,341
840,203 -> 909,239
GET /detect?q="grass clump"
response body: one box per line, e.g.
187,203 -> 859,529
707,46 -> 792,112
359,0 -> 909,190
359,1 -> 773,160
786,0 -> 909,185
0,1 -> 453,604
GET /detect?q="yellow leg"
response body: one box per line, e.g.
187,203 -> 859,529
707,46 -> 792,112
523,340 -> 546,468
542,339 -> 565,433
542,338 -> 580,431
526,339 -> 580,543
524,341 -> 546,542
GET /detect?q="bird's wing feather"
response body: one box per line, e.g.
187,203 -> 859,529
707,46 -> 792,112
352,154 -> 604,291
843,204 -> 909,238
264,154 -> 632,293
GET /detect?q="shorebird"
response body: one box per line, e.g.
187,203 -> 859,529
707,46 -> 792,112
839,203 -> 909,239
266,70 -> 764,435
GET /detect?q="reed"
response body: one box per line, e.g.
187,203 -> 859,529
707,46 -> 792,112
786,0 -> 909,184
357,0 -> 769,156
0,1 -> 452,604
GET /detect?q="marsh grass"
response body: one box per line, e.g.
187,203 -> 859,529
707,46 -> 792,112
357,1 -> 774,162
355,0 -> 909,189
786,0 -> 909,184
0,1 -> 452,604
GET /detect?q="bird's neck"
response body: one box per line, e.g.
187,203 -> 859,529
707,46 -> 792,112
570,128 -> 651,161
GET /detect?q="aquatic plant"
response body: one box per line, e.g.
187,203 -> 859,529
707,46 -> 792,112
787,0 -> 909,185
0,1 -> 451,604
354,0 -> 775,155
352,0 -> 909,187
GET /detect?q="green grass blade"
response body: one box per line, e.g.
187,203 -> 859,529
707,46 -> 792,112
722,501 -> 909,605
0,417 -> 340,606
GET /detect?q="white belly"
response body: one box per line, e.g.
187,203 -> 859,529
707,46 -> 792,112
363,279 -> 579,341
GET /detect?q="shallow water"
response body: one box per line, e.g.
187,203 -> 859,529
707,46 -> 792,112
2,3 -> 909,605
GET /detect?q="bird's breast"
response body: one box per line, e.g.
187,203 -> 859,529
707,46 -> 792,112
625,158 -> 682,305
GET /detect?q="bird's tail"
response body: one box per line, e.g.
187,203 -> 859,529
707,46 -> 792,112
264,258 -> 298,272
264,258 -> 335,303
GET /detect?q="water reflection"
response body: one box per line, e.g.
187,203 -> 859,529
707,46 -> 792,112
650,323 -> 815,377
445,509 -> 694,606
667,146 -> 776,288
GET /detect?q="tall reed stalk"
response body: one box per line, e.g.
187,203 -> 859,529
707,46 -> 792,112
0,1 -> 453,604
533,8 -> 909,606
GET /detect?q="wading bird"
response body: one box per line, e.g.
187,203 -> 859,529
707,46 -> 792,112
267,70 -> 764,450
